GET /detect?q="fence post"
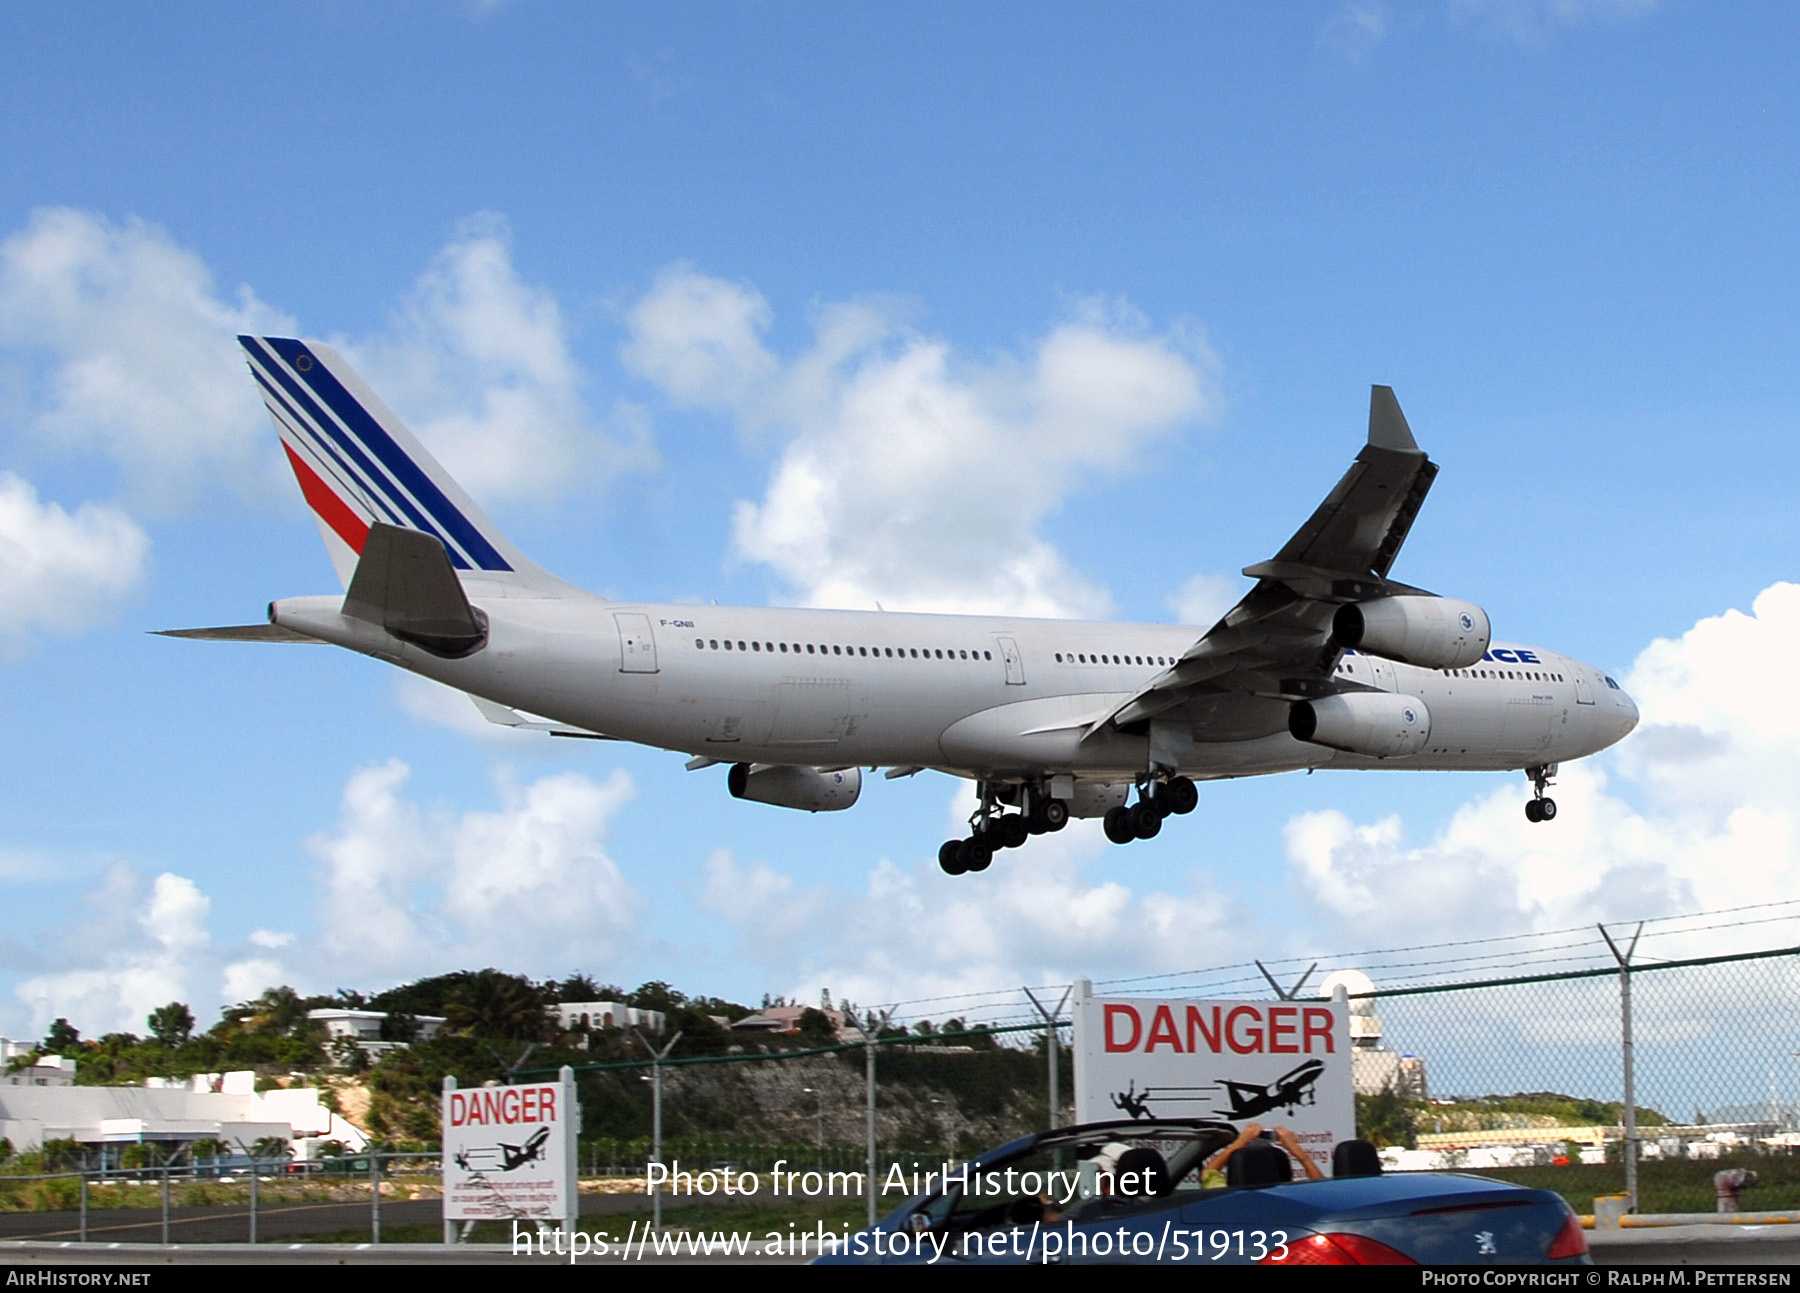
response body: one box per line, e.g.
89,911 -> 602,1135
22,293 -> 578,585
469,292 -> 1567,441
79,1170 -> 88,1243
443,1075 -> 458,1246
1600,922 -> 1644,1213
636,1029 -> 683,1233
865,1009 -> 892,1228
161,1160 -> 170,1245
1023,987 -> 1072,1131
249,1163 -> 258,1244
370,1150 -> 381,1244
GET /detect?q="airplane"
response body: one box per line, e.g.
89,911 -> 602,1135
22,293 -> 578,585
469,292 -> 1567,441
501,1126 -> 553,1172
1218,1060 -> 1326,1122
165,337 -> 1640,877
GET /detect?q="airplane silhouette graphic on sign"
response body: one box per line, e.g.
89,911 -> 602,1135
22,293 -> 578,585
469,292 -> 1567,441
1218,1060 -> 1326,1121
453,1126 -> 552,1174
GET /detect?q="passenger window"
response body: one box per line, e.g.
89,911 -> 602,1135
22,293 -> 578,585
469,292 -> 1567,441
859,647 -> 868,656
806,644 -> 815,654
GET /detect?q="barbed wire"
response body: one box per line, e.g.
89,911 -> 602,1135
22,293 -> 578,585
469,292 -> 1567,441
861,898 -> 1800,1028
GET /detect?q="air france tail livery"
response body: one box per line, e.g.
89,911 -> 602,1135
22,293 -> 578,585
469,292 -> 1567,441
166,338 -> 1638,876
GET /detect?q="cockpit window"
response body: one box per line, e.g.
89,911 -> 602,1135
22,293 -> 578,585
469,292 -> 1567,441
1605,676 -> 1620,690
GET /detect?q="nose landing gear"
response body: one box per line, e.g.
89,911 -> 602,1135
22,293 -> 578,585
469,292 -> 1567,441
1524,764 -> 1558,823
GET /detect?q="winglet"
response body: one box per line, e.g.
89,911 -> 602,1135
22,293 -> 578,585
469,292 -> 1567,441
1368,386 -> 1419,453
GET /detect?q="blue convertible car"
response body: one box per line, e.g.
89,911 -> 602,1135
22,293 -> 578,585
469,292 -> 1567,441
816,1119 -> 1590,1266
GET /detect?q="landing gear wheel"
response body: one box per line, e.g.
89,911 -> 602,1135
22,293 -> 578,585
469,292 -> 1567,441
998,815 -> 1030,849
1041,798 -> 1069,831
1524,800 -> 1543,823
960,837 -> 994,872
1163,777 -> 1198,816
939,839 -> 968,875
1538,797 -> 1557,821
1131,802 -> 1163,840
1103,806 -> 1136,845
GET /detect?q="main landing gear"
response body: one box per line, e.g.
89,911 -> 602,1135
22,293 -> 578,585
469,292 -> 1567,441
1524,764 -> 1558,823
1103,775 -> 1199,845
938,782 -> 1070,876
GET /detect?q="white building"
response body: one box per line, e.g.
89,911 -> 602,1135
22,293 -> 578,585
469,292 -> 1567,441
1319,970 -> 1428,1100
307,1008 -> 446,1060
554,1001 -> 664,1034
2,1056 -> 77,1088
0,1071 -> 368,1158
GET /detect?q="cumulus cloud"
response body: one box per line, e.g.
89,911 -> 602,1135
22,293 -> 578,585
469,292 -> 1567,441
0,472 -> 148,640
15,866 -> 214,1037
307,759 -> 642,983
0,207 -> 646,522
0,209 -> 295,510
348,213 -> 654,504
1283,582 -> 1800,953
624,269 -> 1216,617
698,795 -> 1256,1011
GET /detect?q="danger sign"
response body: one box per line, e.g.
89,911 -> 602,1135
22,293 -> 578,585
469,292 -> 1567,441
1071,980 -> 1354,1178
443,1072 -> 579,1226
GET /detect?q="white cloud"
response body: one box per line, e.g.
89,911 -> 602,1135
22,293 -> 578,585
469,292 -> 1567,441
698,793 -> 1256,1014
624,270 -> 1216,617
16,866 -> 214,1037
1318,2 -> 1393,61
0,472 -> 148,641
1168,572 -> 1244,631
0,207 -> 648,525
0,209 -> 295,510
349,213 -> 655,505
307,759 -> 643,983
1282,582 -> 1800,952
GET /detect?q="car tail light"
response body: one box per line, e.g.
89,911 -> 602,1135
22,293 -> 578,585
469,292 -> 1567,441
1261,1233 -> 1418,1265
1547,1211 -> 1590,1260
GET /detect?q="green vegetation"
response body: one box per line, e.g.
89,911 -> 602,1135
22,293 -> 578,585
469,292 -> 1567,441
1483,1153 -> 1800,1215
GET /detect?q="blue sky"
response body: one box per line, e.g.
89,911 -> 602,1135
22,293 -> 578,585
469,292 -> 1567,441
2,1 -> 1798,1039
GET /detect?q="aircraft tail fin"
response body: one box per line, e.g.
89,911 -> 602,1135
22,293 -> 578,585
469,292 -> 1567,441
238,336 -> 567,594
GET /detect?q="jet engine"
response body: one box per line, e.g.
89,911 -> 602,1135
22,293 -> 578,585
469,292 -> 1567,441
727,763 -> 862,812
1289,693 -> 1432,758
1332,596 -> 1490,670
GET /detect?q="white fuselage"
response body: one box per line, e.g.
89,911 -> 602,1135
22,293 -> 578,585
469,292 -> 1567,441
272,589 -> 1639,785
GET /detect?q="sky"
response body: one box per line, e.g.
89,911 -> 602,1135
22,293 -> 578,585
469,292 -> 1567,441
2,1 -> 1799,1042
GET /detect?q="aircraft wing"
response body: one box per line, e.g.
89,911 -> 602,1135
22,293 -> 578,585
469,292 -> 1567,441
1087,387 -> 1438,738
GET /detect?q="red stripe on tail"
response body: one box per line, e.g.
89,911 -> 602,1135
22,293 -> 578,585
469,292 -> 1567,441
283,442 -> 371,554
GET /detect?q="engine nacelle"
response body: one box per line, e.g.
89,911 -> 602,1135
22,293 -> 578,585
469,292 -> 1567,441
727,763 -> 862,812
1332,596 -> 1490,670
1289,692 -> 1432,758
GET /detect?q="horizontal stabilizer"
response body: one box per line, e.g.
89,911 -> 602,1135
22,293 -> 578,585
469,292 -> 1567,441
470,694 -> 614,740
155,624 -> 320,643
343,523 -> 487,657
